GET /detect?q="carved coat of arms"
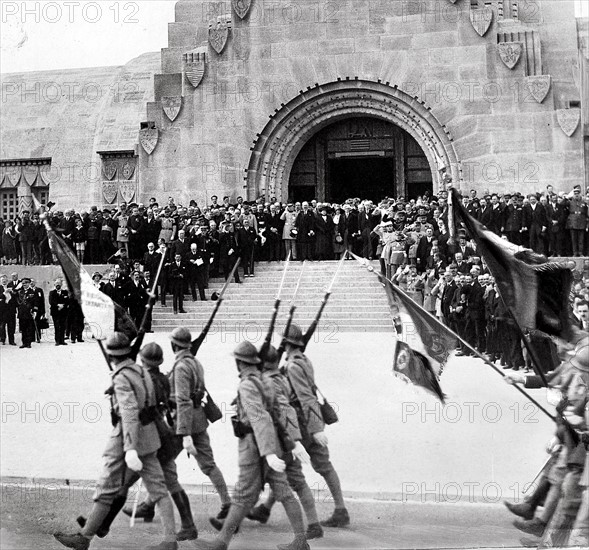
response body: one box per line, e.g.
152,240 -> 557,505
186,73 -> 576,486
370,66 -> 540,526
209,15 -> 232,54
162,96 -> 182,122
526,75 -> 551,104
102,182 -> 117,204
556,109 -> 581,137
184,48 -> 207,88
232,0 -> 252,19
103,162 -> 117,181
119,181 -> 136,204
498,42 -> 522,70
122,160 -> 135,180
139,126 -> 159,155
470,6 -> 493,37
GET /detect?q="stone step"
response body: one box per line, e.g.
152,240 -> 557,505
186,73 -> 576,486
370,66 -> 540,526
152,323 -> 395,333
153,312 -> 390,320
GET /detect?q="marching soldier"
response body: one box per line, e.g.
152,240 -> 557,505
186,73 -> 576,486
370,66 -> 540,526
54,332 -> 177,550
130,328 -> 231,524
272,324 -> 350,528
246,345 -> 323,539
194,341 -> 310,550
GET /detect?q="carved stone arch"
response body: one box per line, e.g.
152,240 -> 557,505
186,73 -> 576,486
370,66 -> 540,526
246,79 -> 460,201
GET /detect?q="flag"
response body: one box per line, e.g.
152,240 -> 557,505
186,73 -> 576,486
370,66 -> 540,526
352,254 -> 453,402
449,188 -> 572,339
43,218 -> 137,341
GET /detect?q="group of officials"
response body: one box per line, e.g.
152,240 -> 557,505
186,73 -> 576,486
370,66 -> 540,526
54,322 -> 349,550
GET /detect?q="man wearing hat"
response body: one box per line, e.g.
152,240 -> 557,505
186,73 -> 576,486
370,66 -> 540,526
168,327 -> 231,519
279,324 -> 350,528
194,341 -> 309,550
54,333 -> 177,550
566,185 -> 587,257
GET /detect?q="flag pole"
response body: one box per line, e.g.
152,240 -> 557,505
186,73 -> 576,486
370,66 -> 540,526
350,252 -> 556,422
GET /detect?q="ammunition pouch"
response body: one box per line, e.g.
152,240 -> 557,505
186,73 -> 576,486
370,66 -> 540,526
191,388 -> 205,409
231,415 -> 253,439
139,405 -> 159,426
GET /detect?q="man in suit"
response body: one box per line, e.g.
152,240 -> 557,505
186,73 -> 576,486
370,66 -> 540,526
169,253 -> 187,314
29,278 -> 46,343
416,226 -> 435,273
171,230 -> 191,261
0,273 -> 18,346
501,195 -> 522,245
522,194 -> 548,254
440,269 -> 458,327
295,202 -> 316,261
266,204 -> 284,261
125,270 -> 149,328
143,242 -> 160,283
454,252 -> 471,275
49,279 -> 69,346
187,244 -> 207,300
342,204 -> 359,255
464,270 -> 487,353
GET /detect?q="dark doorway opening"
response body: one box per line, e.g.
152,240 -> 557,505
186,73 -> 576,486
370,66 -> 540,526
327,157 -> 395,203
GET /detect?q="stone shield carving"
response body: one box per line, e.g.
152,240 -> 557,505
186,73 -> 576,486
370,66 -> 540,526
498,42 -> 522,70
139,127 -> 159,155
209,15 -> 232,54
184,48 -> 207,88
122,160 -> 135,181
162,96 -> 182,122
526,75 -> 551,104
556,109 -> 581,137
102,181 -> 117,204
103,162 -> 117,181
470,6 -> 493,37
232,0 -> 252,19
119,181 -> 136,204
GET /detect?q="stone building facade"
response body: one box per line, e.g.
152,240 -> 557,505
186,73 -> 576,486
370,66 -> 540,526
1,0 -> 588,214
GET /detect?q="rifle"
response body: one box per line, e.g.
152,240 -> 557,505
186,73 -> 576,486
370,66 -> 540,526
302,252 -> 347,351
277,262 -> 306,363
191,258 -> 241,356
259,252 -> 291,362
130,251 -> 167,360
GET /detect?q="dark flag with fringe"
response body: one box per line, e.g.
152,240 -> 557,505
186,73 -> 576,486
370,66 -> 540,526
449,188 -> 573,340
43,217 -> 137,341
353,254 -> 453,402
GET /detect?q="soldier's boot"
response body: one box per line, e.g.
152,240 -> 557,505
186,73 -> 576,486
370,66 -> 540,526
54,533 -> 90,550
123,500 -> 156,522
208,466 -> 231,520
305,523 -> 324,540
144,496 -> 177,550
320,507 -> 350,528
208,506 -> 240,534
77,495 -> 128,538
56,502 -> 111,549
513,518 -> 547,538
171,490 -> 198,541
199,502 -> 247,549
276,535 -> 310,550
246,504 -> 271,524
504,478 -> 550,521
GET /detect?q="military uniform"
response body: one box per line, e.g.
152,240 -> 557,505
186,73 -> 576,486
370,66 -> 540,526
17,283 -> 36,348
54,333 -> 177,550
282,325 -> 350,528
194,341 -> 308,550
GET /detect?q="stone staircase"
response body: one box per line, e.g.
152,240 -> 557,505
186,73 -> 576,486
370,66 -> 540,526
151,260 -> 395,334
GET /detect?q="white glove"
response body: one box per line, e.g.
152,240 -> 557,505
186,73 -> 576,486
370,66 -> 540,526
266,454 -> 286,472
546,388 -> 563,407
292,441 -> 310,464
504,373 -> 525,386
313,431 -> 329,447
183,436 -> 197,457
563,410 -> 584,427
125,450 -> 143,472
545,436 -> 562,456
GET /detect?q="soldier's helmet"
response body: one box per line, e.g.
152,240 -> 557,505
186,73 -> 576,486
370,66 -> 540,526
282,324 -> 305,347
105,332 -> 132,356
140,342 -> 164,367
261,345 -> 279,371
233,341 -> 261,365
170,327 -> 192,349
571,336 -> 589,373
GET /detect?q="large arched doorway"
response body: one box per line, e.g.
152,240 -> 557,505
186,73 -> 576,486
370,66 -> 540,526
246,79 -> 460,202
288,117 -> 433,202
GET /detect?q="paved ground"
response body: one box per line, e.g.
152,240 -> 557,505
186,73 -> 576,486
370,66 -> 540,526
0,331 -> 556,548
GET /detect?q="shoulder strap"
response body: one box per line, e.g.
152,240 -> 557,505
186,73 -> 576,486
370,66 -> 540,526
116,365 -> 150,410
